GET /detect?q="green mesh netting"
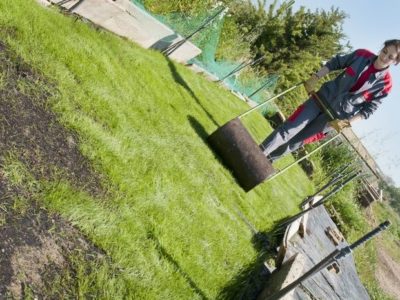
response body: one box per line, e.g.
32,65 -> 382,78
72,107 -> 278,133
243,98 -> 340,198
130,0 -> 279,115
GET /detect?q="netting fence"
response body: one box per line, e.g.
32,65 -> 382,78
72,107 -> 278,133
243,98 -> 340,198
131,0 -> 279,116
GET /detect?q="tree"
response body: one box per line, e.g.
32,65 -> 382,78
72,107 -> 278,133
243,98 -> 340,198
381,181 -> 400,214
222,0 -> 349,113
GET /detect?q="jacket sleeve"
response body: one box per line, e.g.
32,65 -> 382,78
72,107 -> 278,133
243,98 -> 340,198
359,72 -> 392,119
325,50 -> 357,71
359,97 -> 384,119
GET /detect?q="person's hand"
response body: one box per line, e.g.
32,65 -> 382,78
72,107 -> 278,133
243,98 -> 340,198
329,119 -> 351,132
303,74 -> 319,93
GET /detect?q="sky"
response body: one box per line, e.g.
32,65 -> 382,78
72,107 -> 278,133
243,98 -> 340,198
275,0 -> 400,186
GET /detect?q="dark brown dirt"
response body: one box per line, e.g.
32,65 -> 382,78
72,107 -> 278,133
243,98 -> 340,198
0,40 -> 106,196
0,176 -> 107,299
0,41 -> 110,298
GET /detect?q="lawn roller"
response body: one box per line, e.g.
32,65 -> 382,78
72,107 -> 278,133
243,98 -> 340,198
207,82 -> 303,191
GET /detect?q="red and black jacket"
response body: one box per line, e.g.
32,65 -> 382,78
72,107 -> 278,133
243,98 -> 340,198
317,49 -> 392,119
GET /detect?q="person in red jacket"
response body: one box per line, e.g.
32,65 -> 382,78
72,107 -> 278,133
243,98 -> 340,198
260,39 -> 400,162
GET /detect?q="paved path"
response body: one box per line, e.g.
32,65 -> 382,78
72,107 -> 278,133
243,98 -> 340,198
49,0 -> 202,63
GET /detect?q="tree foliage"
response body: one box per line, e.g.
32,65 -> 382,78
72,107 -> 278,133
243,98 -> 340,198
217,0 -> 350,113
381,182 -> 400,214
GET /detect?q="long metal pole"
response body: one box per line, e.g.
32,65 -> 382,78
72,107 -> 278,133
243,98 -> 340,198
56,0 -> 74,5
217,61 -> 248,82
276,170 -> 361,229
311,92 -> 336,120
248,76 -> 278,98
238,82 -> 304,119
300,172 -> 346,208
163,7 -> 226,56
68,0 -> 85,11
218,56 -> 265,82
265,133 -> 340,182
264,221 -> 391,300
300,163 -> 356,208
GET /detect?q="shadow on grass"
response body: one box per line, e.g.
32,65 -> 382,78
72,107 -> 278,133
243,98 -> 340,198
216,208 -> 293,299
187,114 -> 231,168
187,115 -> 210,141
166,57 -> 219,127
147,231 -> 209,300
216,231 -> 275,300
187,115 -> 247,190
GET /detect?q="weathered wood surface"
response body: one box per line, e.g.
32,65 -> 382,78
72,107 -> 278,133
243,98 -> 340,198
283,205 -> 370,300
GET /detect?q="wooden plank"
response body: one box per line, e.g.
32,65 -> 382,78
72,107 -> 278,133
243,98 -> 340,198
282,206 -> 370,299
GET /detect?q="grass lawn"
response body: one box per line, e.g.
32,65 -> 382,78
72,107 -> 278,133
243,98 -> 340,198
0,0 -> 317,298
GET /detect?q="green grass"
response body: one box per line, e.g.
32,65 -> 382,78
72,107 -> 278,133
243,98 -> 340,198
351,200 -> 400,300
372,202 -> 400,261
0,0 -> 316,298
326,197 -> 400,300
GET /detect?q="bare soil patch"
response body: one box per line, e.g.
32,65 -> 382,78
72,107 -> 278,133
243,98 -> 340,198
0,176 -> 107,298
0,40 -> 105,196
0,41 -> 110,297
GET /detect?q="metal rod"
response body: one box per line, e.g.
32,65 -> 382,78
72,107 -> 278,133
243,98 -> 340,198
331,162 -> 351,175
164,7 -> 226,55
56,0 -> 74,5
264,221 -> 391,300
68,0 -> 85,11
249,56 -> 265,68
238,81 -> 303,119
263,250 -> 340,300
311,92 -> 336,120
277,170 -> 361,229
162,7 -> 226,56
325,161 -> 356,184
300,172 -> 346,208
265,133 -> 340,182
313,169 -> 349,196
300,163 -> 357,208
248,76 -> 278,98
348,220 -> 391,252
217,61 -> 248,82
218,56 -> 265,82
